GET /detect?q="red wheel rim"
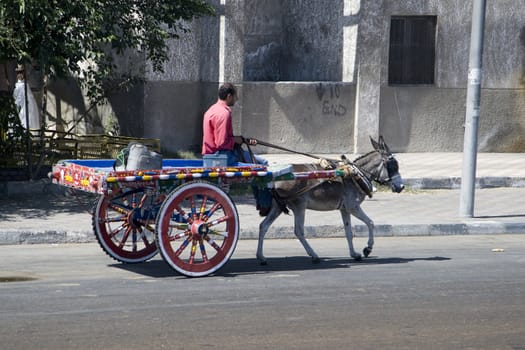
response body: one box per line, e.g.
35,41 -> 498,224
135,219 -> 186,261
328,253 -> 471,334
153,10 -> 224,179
94,188 -> 159,263
156,183 -> 238,277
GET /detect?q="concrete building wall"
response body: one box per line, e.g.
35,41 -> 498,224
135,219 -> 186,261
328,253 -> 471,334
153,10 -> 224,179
141,0 -> 525,154
243,0 -> 283,81
240,1 -> 359,153
33,0 -> 525,154
142,10 -> 221,154
377,0 -> 525,152
381,87 -> 525,152
241,82 -> 356,153
243,0 -> 358,82
280,0 -> 345,81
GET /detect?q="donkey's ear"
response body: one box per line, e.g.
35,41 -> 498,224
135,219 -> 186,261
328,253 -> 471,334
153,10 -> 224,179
370,136 -> 380,150
378,136 -> 391,153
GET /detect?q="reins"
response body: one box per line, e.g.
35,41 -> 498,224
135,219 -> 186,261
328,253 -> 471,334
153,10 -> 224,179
246,138 -> 339,163
249,138 -> 375,197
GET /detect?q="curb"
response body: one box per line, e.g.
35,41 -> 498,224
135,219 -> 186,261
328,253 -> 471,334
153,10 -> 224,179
0,230 -> 94,245
3,222 -> 524,246
238,222 -> 525,239
404,177 -> 525,190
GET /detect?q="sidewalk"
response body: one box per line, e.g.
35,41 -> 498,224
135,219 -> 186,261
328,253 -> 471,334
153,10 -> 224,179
0,153 -> 524,245
264,152 -> 525,189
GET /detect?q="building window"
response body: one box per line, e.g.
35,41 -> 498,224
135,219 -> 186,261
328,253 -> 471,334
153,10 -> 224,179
388,16 -> 437,85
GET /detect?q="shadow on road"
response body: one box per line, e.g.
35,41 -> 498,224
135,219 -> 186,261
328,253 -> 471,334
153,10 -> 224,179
111,255 -> 450,279
110,260 -> 176,278
0,189 -> 98,221
357,256 -> 450,265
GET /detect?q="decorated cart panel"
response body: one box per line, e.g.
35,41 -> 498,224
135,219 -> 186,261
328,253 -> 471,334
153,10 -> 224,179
51,159 -> 292,195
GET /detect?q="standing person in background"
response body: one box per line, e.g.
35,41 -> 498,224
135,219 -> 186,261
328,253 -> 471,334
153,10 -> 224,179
202,83 -> 272,216
13,64 -> 40,133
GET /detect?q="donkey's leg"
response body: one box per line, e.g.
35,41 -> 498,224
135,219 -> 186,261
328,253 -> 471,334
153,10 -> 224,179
256,202 -> 282,265
340,208 -> 362,261
291,203 -> 320,263
349,206 -> 375,258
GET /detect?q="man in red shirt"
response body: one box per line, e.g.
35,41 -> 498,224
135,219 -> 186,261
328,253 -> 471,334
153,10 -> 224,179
202,83 -> 271,216
202,83 -> 265,165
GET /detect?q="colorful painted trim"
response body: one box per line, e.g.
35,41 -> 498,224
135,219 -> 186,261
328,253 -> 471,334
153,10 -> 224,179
105,170 -> 272,183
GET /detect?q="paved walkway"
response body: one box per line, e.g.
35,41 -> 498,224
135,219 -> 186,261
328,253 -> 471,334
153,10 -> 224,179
264,152 -> 525,189
0,153 -> 524,244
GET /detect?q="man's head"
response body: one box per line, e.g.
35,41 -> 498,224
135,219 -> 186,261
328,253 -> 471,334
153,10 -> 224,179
15,64 -> 25,80
218,83 -> 237,107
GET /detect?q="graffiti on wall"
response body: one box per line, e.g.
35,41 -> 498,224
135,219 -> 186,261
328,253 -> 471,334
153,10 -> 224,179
316,83 -> 348,117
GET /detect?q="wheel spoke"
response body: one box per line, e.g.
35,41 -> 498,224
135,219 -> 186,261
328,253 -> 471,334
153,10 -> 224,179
207,229 -> 229,238
199,238 -> 209,262
202,202 -> 222,221
204,235 -> 222,251
108,203 -> 130,215
206,214 -> 230,227
101,215 -> 126,224
138,193 -> 149,208
175,205 -> 193,225
118,227 -> 133,248
133,215 -> 155,229
131,230 -> 138,252
108,224 -> 127,239
174,236 -> 192,257
166,209 -> 190,241
198,195 -> 208,220
143,223 -> 155,232
168,222 -> 189,230
137,227 -> 153,247
169,231 -> 190,241
189,239 -> 198,264
189,195 -> 198,221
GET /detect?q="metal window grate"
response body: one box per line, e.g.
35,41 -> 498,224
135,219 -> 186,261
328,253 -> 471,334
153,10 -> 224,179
388,16 -> 437,85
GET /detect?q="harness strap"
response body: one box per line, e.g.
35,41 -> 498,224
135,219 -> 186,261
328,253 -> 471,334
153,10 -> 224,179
251,138 -> 374,197
358,159 -> 388,185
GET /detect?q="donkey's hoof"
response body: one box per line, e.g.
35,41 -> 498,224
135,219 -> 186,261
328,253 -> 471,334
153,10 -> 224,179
363,247 -> 372,258
311,257 -> 321,264
353,254 -> 363,262
257,256 -> 268,265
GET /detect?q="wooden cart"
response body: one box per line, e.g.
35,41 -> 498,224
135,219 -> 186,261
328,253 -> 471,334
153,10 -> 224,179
51,158 -> 348,277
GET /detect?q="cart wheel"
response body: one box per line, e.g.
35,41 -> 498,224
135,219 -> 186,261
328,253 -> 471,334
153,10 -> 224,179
155,181 -> 239,277
93,188 -> 160,263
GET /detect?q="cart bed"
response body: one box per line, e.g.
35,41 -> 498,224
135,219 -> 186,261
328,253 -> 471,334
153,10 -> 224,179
51,158 -> 292,194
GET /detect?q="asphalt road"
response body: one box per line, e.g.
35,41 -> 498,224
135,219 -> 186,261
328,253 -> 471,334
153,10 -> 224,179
1,235 -> 524,350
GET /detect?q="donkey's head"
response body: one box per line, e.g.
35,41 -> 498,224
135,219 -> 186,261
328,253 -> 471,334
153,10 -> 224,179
352,136 -> 404,193
369,136 -> 404,193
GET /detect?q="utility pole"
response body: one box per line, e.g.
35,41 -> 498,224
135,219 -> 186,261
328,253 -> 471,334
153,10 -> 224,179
460,0 -> 487,217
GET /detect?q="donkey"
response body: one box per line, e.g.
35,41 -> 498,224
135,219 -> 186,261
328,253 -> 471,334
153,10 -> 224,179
256,136 -> 404,264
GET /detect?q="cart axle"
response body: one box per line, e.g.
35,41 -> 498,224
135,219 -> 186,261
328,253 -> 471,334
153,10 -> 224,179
191,221 -> 209,238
